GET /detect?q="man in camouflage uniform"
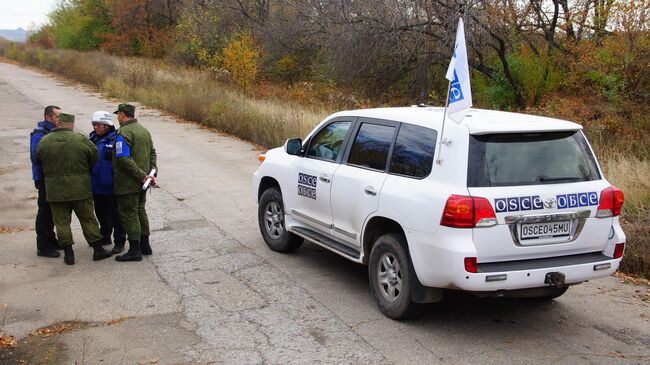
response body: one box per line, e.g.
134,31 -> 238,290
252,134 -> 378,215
36,113 -> 114,265
113,104 -> 157,262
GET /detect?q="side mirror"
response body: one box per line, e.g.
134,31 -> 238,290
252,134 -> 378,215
284,138 -> 303,156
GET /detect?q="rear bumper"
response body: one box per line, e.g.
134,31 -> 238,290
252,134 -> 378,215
406,228 -> 622,291
458,255 -> 619,291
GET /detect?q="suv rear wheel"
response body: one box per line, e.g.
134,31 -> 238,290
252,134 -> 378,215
368,233 -> 419,319
258,187 -> 303,252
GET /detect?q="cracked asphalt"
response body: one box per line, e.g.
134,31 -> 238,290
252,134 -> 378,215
1,61 -> 649,364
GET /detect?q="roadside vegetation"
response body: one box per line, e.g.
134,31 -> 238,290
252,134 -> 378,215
1,0 -> 648,278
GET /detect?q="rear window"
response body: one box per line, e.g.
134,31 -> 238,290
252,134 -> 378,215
468,131 -> 601,187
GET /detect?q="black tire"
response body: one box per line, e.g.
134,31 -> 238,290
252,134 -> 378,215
258,187 -> 303,252
368,233 -> 420,320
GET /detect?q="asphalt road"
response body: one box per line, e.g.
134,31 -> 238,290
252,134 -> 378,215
0,61 -> 648,364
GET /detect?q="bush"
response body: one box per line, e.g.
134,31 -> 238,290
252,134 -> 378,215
222,32 -> 260,88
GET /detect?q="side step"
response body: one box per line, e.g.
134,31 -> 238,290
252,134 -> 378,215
292,227 -> 361,260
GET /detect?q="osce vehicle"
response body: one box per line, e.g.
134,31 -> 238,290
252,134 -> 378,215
252,107 -> 625,319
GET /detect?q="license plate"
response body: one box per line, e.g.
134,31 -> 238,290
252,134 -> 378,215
520,221 -> 571,241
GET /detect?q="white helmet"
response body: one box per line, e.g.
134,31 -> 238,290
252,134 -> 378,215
91,111 -> 114,126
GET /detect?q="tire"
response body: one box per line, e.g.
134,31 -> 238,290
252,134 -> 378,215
258,187 -> 303,252
368,233 -> 420,320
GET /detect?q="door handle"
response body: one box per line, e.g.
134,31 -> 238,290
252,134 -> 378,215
319,175 -> 331,183
364,186 -> 377,196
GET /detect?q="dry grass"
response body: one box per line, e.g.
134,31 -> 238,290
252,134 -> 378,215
1,43 -> 648,278
0,44 -> 328,148
600,155 -> 650,278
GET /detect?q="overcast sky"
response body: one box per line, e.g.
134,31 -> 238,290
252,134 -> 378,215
0,0 -> 58,30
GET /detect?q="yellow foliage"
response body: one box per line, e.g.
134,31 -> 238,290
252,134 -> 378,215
222,32 -> 260,88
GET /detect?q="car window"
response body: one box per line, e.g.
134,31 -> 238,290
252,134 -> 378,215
306,121 -> 352,161
468,131 -> 601,187
347,123 -> 396,171
389,124 -> 437,178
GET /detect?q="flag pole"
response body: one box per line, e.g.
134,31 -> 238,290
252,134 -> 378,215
436,80 -> 452,165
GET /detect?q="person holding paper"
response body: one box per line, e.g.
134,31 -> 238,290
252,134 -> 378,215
112,103 -> 158,262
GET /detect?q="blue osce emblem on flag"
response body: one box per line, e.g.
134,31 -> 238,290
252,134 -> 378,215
445,17 -> 472,123
449,70 -> 464,104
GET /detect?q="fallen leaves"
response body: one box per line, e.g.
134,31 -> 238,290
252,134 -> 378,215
105,316 -> 135,326
30,321 -> 84,337
0,334 -> 16,348
614,272 -> 650,287
0,226 -> 30,234
28,317 -> 136,339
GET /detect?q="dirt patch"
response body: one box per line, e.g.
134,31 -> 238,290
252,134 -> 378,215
0,336 -> 65,364
0,317 -> 137,364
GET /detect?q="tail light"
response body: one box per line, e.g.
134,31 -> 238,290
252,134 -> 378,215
441,195 -> 497,228
613,243 -> 625,259
464,257 -> 478,273
596,186 -> 624,218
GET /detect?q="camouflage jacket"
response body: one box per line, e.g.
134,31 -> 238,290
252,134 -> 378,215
113,119 -> 157,195
36,128 -> 98,202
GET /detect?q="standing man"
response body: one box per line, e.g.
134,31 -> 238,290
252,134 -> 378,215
36,113 -> 114,265
30,105 -> 61,258
113,104 -> 157,262
89,111 -> 126,253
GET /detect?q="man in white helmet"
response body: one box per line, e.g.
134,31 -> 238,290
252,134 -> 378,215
89,111 -> 126,253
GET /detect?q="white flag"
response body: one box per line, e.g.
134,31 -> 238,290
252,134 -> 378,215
445,18 -> 472,124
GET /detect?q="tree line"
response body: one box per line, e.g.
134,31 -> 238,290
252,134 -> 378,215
29,0 -> 649,108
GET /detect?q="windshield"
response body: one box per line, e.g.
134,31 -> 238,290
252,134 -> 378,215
468,131 -> 601,187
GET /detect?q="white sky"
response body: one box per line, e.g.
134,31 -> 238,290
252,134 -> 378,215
0,0 -> 59,30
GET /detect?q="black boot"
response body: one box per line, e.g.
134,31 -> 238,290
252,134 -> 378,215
92,241 -> 113,261
112,240 -> 126,254
140,235 -> 152,255
63,246 -> 74,265
37,249 -> 60,258
115,240 -> 142,262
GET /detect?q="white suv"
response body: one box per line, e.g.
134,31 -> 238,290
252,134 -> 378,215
252,107 -> 625,319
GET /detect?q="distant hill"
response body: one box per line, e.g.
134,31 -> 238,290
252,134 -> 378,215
0,28 -> 28,42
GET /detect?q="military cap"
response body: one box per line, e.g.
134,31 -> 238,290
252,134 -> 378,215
59,112 -> 75,124
113,103 -> 135,115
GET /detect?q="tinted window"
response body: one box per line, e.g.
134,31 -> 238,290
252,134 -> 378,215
468,131 -> 601,187
306,121 -> 351,161
348,123 -> 396,171
389,124 -> 437,178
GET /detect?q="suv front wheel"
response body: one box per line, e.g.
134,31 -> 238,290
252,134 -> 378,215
258,187 -> 303,252
368,233 -> 419,319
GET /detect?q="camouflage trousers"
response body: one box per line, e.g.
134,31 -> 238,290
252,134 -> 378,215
116,192 -> 149,241
49,198 -> 102,246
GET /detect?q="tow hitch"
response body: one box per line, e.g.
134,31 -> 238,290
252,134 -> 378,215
544,272 -> 566,288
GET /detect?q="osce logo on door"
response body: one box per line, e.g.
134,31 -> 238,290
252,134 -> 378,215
298,173 -> 317,199
494,192 -> 599,213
